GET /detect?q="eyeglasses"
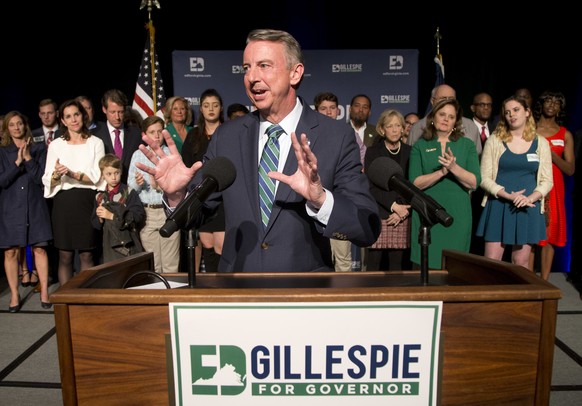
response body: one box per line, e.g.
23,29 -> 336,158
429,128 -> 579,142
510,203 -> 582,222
474,103 -> 492,108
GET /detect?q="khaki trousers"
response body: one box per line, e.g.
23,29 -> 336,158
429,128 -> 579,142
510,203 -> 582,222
140,207 -> 181,273
330,239 -> 352,272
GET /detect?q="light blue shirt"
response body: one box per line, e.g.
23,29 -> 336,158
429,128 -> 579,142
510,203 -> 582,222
128,145 -> 170,205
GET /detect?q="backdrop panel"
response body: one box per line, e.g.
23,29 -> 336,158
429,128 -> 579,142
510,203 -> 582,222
172,49 -> 418,125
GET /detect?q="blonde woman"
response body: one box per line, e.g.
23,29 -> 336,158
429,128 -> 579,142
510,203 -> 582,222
477,95 -> 553,268
163,96 -> 193,154
364,109 -> 412,270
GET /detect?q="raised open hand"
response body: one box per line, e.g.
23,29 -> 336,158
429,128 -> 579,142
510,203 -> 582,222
269,132 -> 326,209
135,129 -> 202,204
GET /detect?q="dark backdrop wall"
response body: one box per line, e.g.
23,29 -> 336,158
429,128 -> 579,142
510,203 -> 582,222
2,1 -> 581,274
2,2 -> 581,131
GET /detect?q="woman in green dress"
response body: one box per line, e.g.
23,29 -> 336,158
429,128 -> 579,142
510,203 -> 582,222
163,96 -> 193,154
409,98 -> 481,269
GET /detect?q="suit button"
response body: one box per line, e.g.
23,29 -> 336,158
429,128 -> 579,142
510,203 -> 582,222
261,243 -> 269,249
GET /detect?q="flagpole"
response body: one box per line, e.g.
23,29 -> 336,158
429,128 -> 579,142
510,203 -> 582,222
139,1 -> 162,114
147,21 -> 157,114
425,28 -> 446,115
133,1 -> 167,120
434,27 -> 442,62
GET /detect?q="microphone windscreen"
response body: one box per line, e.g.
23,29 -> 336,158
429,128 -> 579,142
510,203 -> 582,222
202,156 -> 237,191
366,157 -> 404,191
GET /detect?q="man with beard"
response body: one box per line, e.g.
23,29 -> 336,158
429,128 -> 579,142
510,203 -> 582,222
349,94 -> 379,148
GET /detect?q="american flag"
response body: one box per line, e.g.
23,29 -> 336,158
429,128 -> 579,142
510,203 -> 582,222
132,22 -> 166,120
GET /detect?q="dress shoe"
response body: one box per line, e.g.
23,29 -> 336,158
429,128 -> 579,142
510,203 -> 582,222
41,301 -> 53,309
30,270 -> 39,287
20,272 -> 30,287
9,296 -> 22,313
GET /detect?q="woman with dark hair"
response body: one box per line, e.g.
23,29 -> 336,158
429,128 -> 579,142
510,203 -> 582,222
181,89 -> 225,272
532,91 -> 575,280
408,98 -> 481,269
42,99 -> 106,285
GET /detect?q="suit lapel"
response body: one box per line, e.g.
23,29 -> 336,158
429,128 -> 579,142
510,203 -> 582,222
102,126 -> 115,152
121,127 -> 138,164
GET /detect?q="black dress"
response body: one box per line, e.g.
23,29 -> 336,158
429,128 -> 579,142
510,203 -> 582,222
181,127 -> 225,232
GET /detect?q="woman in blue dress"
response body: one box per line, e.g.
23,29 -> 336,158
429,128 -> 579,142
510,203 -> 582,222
477,95 -> 553,268
0,112 -> 53,311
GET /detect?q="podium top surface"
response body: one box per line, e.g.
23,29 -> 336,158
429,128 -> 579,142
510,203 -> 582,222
50,251 -> 561,305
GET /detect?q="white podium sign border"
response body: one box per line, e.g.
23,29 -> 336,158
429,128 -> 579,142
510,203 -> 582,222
170,301 -> 442,406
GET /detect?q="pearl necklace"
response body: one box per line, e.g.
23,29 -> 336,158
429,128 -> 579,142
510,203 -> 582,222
386,141 -> 401,155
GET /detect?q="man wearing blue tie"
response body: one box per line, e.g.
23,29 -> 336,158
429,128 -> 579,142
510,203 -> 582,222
137,29 -> 380,273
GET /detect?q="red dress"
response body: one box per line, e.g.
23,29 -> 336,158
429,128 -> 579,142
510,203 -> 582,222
539,127 -> 567,247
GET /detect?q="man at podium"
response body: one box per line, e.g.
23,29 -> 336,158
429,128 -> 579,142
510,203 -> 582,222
136,29 -> 380,273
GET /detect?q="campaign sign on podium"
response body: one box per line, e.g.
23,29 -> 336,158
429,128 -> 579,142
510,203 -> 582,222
169,301 -> 442,406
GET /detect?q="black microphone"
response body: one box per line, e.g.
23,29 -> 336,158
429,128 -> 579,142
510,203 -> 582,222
367,157 -> 453,227
159,157 -> 236,237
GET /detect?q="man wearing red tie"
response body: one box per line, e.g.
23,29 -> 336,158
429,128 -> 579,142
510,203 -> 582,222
469,92 -> 496,256
93,89 -> 143,184
31,99 -> 63,146
470,92 -> 496,148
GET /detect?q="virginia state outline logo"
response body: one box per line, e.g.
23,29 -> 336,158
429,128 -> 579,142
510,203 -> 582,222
190,345 -> 247,395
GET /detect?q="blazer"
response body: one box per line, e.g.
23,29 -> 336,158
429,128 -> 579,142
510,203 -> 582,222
0,142 -> 53,247
31,126 -> 65,145
93,123 -> 143,184
361,123 -> 380,147
189,98 -> 380,273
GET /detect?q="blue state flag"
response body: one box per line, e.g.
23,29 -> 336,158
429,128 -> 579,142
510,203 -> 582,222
425,54 -> 445,115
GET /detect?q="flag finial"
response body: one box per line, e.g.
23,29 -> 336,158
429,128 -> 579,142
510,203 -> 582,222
140,0 -> 161,22
434,27 -> 442,59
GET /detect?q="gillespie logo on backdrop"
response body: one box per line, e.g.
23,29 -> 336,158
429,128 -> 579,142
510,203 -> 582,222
190,343 -> 421,398
331,63 -> 363,73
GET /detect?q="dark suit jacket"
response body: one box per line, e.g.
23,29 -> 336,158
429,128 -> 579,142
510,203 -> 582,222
31,126 -> 65,145
189,99 -> 380,273
359,123 -> 380,147
93,123 -> 143,184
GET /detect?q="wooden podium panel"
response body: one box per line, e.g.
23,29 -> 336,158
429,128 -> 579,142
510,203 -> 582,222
50,250 -> 561,406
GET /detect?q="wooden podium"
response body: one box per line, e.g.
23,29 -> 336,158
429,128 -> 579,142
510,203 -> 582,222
51,250 -> 561,406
